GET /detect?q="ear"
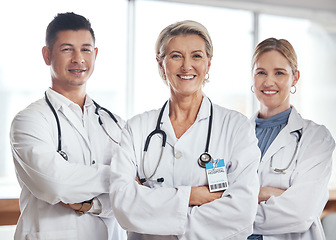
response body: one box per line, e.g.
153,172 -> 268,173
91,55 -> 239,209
156,56 -> 162,65
292,70 -> 300,86
94,47 -> 98,59
156,56 -> 165,72
42,46 -> 51,66
207,57 -> 212,70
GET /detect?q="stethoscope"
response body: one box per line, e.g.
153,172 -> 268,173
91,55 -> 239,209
44,91 -> 122,161
140,98 -> 213,184
270,129 -> 302,174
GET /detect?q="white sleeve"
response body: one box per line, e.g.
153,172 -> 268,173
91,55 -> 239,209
10,108 -> 111,205
88,194 -> 113,217
254,126 -> 335,235
181,121 -> 260,239
110,124 -> 191,235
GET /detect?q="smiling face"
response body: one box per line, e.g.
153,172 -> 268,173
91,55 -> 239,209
253,50 -> 299,118
158,34 -> 211,98
42,29 -> 98,94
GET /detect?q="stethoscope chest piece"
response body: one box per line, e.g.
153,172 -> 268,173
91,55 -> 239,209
198,152 -> 212,168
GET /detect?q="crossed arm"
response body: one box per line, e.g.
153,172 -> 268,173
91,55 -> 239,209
258,186 -> 285,203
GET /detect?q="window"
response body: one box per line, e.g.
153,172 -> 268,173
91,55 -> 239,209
0,0 -> 127,197
133,1 -> 254,116
1,0 -> 335,198
258,14 -> 336,187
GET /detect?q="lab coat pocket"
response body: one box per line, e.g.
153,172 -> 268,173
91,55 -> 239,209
26,229 -> 77,240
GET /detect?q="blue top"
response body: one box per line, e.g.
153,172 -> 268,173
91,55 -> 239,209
255,108 -> 292,158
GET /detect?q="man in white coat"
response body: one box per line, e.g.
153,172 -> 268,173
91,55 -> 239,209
10,12 -> 126,240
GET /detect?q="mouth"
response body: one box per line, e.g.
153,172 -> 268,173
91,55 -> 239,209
177,74 -> 196,80
262,90 -> 278,95
68,68 -> 87,77
68,69 -> 86,73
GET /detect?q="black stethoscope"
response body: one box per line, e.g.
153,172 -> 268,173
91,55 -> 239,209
270,129 -> 302,173
44,91 -> 122,161
140,98 -> 213,184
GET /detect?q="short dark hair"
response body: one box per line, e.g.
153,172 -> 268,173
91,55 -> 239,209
45,12 -> 95,49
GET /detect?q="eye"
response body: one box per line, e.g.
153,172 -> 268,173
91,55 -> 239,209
82,48 -> 92,53
256,71 -> 266,75
275,71 -> 284,75
171,54 -> 181,59
193,54 -> 202,58
61,48 -> 72,52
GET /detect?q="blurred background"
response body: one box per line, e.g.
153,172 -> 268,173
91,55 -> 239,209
0,0 -> 335,237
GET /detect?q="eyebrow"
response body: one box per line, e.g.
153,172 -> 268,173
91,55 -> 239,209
255,67 -> 288,71
274,68 -> 288,71
168,49 -> 204,54
59,43 -> 94,48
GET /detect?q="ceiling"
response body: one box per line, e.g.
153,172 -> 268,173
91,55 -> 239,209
223,0 -> 336,12
160,0 -> 336,14
160,0 -> 336,26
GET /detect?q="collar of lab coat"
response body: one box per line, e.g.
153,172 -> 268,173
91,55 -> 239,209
251,106 -> 304,162
45,88 -> 94,109
45,88 -> 94,147
160,93 -> 211,147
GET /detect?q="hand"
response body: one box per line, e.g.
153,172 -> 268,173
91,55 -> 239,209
189,186 -> 223,206
258,186 -> 285,203
59,201 -> 83,211
136,177 -> 143,185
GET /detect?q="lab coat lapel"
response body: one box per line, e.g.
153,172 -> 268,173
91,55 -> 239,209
160,102 -> 177,148
45,89 -> 92,158
261,125 -> 292,163
160,96 -> 210,148
59,105 -> 91,149
260,107 -> 303,162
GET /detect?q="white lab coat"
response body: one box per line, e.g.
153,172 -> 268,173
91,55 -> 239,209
110,96 -> 261,240
10,88 -> 126,240
251,106 -> 335,240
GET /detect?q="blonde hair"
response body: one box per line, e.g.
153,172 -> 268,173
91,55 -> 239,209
252,37 -> 298,75
155,20 -> 213,83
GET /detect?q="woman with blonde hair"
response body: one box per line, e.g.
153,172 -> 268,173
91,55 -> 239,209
248,37 -> 335,240
109,20 -> 261,239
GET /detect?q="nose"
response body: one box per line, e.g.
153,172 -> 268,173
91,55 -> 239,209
264,74 -> 275,87
181,56 -> 192,72
71,50 -> 85,63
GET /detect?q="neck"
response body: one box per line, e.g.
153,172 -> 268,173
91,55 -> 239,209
259,104 -> 291,119
169,92 -> 203,138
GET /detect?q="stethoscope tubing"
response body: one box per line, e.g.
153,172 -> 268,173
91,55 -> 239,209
270,129 -> 302,174
141,101 -> 168,183
93,100 -> 122,130
44,92 -> 62,153
140,98 -> 213,183
44,91 -> 120,160
143,101 -> 168,152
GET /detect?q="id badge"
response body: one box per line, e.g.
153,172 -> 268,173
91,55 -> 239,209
206,159 -> 229,192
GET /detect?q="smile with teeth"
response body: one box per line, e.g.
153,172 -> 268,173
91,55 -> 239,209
69,69 -> 86,73
262,90 -> 278,95
178,75 -> 195,80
